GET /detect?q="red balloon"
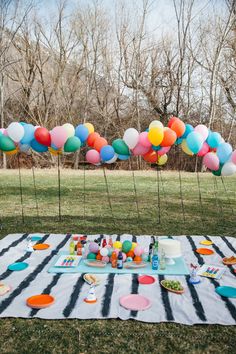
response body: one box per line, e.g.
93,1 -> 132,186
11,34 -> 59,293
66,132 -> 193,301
93,137 -> 108,152
160,128 -> 177,147
87,132 -> 100,147
143,150 -> 158,163
35,127 -> 51,146
168,116 -> 178,128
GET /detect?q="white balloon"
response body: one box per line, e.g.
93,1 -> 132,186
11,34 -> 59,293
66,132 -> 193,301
123,128 -> 139,149
149,120 -> 164,130
7,122 -> 24,142
63,123 -> 75,138
221,162 -> 236,176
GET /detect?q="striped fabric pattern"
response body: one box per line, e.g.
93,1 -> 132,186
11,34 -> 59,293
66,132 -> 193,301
0,233 -> 235,325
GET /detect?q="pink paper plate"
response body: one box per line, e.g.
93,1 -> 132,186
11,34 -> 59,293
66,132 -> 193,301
138,275 -> 156,285
119,294 -> 151,311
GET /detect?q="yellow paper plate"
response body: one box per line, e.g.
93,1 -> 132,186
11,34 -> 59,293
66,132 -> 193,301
200,240 -> 213,246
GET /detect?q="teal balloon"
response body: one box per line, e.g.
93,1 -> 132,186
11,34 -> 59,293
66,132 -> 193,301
122,240 -> 132,253
217,143 -> 232,163
182,124 -> 194,138
31,139 -> 48,152
64,136 -> 81,152
186,132 -> 203,154
112,139 -> 130,155
152,145 -> 161,151
118,154 -> 130,160
87,252 -> 97,260
207,132 -> 221,148
212,164 -> 223,176
0,135 -> 16,151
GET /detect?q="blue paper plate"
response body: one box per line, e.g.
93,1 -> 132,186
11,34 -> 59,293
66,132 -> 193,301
216,286 -> 236,298
31,235 -> 43,241
8,262 -> 29,271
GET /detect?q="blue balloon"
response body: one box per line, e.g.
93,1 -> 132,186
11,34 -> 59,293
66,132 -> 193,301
207,131 -> 222,148
217,143 -> 232,163
31,139 -> 48,152
19,143 -> 30,152
186,131 -> 203,154
152,145 -> 161,151
20,122 -> 27,126
118,154 -> 130,160
21,124 -> 35,144
100,145 -> 115,161
75,124 -> 89,143
182,124 -> 194,139
175,137 -> 184,145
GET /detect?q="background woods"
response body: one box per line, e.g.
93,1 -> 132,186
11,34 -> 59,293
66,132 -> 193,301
0,0 -> 235,169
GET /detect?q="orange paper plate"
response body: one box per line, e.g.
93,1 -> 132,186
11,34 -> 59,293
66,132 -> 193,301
196,248 -> 214,255
33,243 -> 50,250
26,294 -> 55,309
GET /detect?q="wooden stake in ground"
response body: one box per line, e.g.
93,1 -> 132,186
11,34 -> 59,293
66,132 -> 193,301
102,166 -> 115,226
31,154 -> 40,222
156,167 -> 161,224
57,154 -> 62,222
17,154 -> 25,224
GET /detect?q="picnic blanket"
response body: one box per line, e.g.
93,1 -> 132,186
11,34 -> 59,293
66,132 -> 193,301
0,233 -> 235,325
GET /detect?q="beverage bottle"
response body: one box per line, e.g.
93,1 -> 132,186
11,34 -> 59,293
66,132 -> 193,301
149,243 -> 153,262
111,251 -> 117,268
152,245 -> 158,270
77,237 -> 82,256
108,236 -> 113,247
102,239 -> 107,248
69,237 -> 75,255
160,249 -> 166,270
117,251 -> 123,269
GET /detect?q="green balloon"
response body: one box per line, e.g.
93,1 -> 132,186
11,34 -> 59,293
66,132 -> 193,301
212,164 -> 223,176
0,135 -> 16,151
122,240 -> 132,253
64,136 -> 81,153
87,252 -> 97,260
112,139 -> 130,155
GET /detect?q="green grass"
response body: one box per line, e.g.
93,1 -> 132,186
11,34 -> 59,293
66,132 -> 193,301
0,169 -> 235,354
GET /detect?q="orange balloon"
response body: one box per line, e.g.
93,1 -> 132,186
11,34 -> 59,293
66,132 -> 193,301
168,116 -> 178,128
87,132 -> 100,147
134,256 -> 142,262
93,137 -> 108,152
96,253 -> 102,260
143,150 -> 158,163
170,118 -> 186,137
161,128 -> 177,147
126,250 -> 134,258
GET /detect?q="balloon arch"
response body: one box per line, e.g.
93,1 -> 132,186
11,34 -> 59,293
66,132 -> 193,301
0,117 -> 235,176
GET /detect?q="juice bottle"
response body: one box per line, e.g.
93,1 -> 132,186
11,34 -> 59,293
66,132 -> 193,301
160,249 -> 166,270
111,251 -> 117,268
102,239 -> 107,248
152,244 -> 158,270
77,237 -> 82,256
69,237 -> 75,255
117,251 -> 123,269
108,236 -> 113,247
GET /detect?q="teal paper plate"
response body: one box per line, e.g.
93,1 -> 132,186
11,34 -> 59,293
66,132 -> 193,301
8,262 -> 29,271
216,286 -> 236,298
31,236 -> 43,241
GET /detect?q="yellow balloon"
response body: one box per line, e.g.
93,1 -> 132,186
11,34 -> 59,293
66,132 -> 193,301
149,120 -> 163,130
113,241 -> 122,250
84,123 -> 94,134
181,139 -> 194,156
131,242 -> 137,251
62,123 -> 75,138
157,154 -> 168,165
148,127 -> 164,146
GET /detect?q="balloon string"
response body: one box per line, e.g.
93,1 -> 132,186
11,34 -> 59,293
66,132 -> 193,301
220,176 -> 234,215
129,159 -> 141,226
213,175 -> 224,221
57,154 -> 62,222
156,167 -> 161,224
31,154 -> 40,222
83,159 -> 86,226
177,146 -> 185,222
196,157 -> 204,223
159,170 -> 168,211
102,166 -> 115,226
17,154 -> 25,224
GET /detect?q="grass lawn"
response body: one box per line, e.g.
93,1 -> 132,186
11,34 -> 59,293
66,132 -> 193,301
0,169 -> 235,354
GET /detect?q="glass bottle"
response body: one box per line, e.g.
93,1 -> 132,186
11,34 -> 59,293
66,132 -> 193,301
160,249 -> 166,270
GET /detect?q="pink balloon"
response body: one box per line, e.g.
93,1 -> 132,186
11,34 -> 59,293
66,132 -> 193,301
197,142 -> 210,157
134,245 -> 144,256
132,143 -> 150,156
232,150 -> 236,165
194,124 -> 209,141
203,152 -> 219,171
102,256 -> 110,263
139,132 -> 152,148
50,126 -> 67,148
86,149 -> 101,165
0,128 -> 8,136
158,146 -> 171,156
122,252 -> 127,262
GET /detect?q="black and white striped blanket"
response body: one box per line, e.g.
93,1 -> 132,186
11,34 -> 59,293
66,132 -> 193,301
0,233 -> 235,325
